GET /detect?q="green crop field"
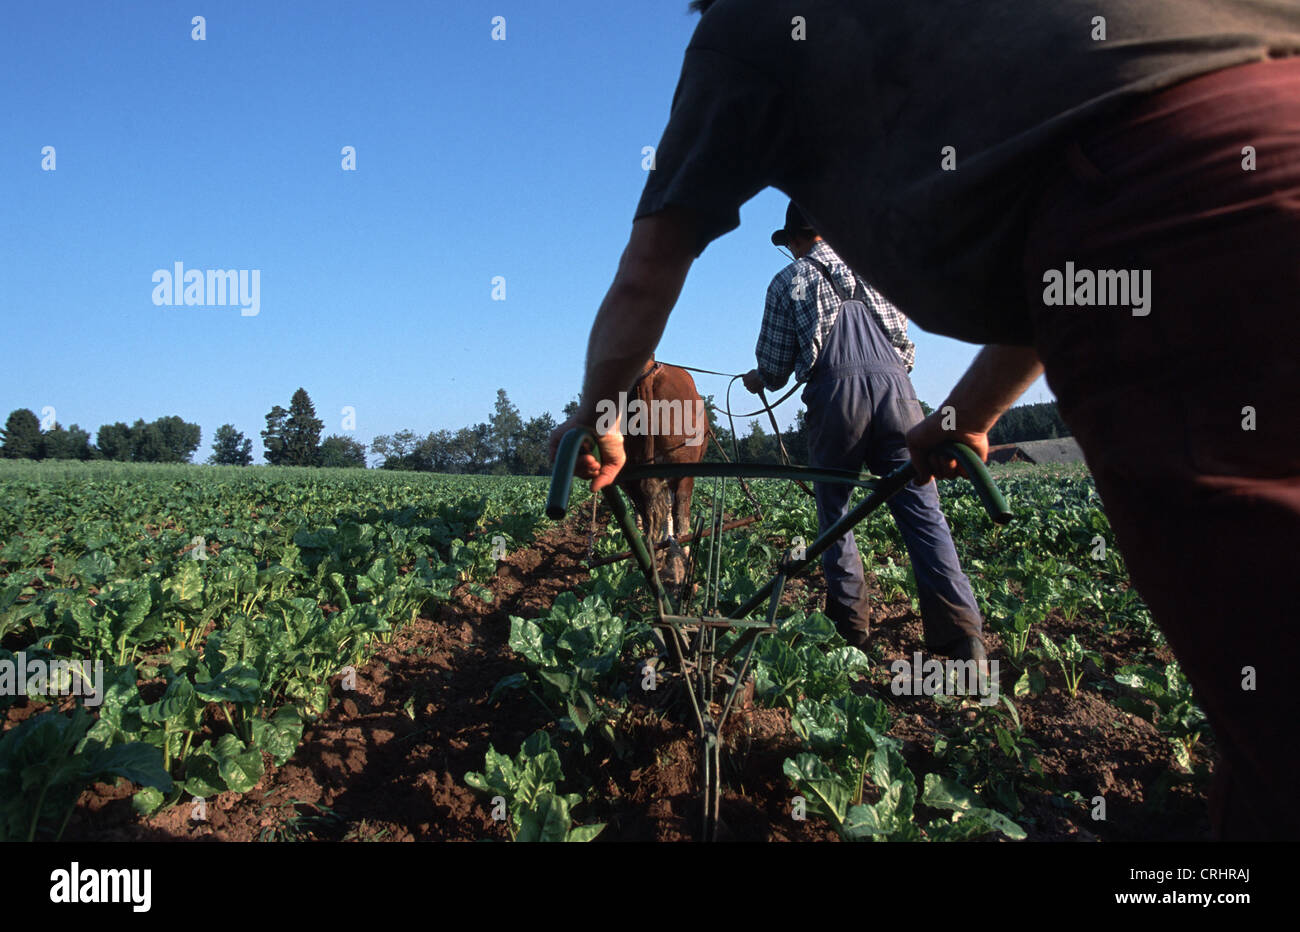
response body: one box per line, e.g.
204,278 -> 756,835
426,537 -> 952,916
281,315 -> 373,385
0,459 -> 1210,842
0,461 -> 554,840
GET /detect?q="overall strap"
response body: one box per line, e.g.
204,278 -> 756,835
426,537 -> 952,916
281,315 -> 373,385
804,256 -> 864,303
803,255 -> 906,382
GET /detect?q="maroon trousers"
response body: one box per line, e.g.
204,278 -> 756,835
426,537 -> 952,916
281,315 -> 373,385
1025,57 -> 1300,839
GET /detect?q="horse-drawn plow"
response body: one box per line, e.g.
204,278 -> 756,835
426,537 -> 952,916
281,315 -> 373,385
548,427 -> 1012,841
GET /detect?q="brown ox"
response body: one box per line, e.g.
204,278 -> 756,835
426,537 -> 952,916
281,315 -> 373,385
617,356 -> 709,585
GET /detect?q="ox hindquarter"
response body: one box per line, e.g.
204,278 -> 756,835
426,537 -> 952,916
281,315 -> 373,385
618,364 -> 707,545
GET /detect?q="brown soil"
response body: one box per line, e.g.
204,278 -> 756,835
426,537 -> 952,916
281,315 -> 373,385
52,512 -> 1210,843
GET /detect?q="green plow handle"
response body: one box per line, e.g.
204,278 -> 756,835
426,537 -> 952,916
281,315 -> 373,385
547,427 -> 1011,525
546,427 -> 598,520
938,442 -> 1013,525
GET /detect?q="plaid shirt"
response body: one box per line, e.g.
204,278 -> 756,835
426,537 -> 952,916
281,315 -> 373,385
755,241 -> 915,389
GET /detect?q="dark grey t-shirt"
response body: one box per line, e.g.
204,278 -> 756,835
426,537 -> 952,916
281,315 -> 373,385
636,0 -> 1300,343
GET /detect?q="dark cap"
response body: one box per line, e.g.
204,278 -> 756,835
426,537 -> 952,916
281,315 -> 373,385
771,200 -> 816,247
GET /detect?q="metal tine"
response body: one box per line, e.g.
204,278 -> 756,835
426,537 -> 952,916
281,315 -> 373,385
719,566 -> 785,727
707,474 -> 725,616
703,475 -> 718,614
680,513 -> 705,616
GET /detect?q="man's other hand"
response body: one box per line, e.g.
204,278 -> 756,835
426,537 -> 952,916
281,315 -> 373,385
742,369 -> 765,394
548,417 -> 627,492
905,412 -> 989,484
906,345 -> 1041,483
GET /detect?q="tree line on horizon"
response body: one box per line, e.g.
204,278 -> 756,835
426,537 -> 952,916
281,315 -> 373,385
370,390 -> 791,474
986,402 -> 1069,445
0,388 -> 361,468
1,391 -> 1070,472
0,410 -> 202,464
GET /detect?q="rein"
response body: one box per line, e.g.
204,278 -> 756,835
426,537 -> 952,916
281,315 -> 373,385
656,360 -> 814,499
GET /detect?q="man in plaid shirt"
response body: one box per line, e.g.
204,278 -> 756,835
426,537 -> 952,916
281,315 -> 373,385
743,202 -> 985,662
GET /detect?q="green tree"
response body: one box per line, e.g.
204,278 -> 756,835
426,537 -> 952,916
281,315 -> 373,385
42,423 -> 93,460
451,423 -> 493,473
419,429 -> 457,472
987,402 -> 1069,445
319,434 -> 367,468
443,428 -> 476,473
150,415 -> 201,462
489,389 -> 523,472
741,420 -> 775,464
370,434 -> 393,468
1,409 -> 44,459
70,424 -> 94,460
209,424 -> 253,465
125,416 -> 200,463
130,419 -> 166,462
262,405 -> 289,465
283,388 -> 324,466
517,412 -> 558,475
373,429 -> 419,470
95,422 -> 133,461
785,408 -> 809,465
702,395 -> 733,463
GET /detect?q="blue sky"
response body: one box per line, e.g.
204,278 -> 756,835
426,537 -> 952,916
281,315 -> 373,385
1,0 -> 1051,464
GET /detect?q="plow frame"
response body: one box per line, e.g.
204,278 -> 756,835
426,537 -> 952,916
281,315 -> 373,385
546,428 -> 1011,841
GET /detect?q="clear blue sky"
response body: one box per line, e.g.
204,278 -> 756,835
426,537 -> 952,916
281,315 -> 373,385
1,0 -> 1051,464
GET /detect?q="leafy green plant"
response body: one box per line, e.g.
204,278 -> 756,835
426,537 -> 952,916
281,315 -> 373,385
1012,661 -> 1047,698
932,695 -> 1045,816
1058,583 -> 1084,623
746,611 -> 870,710
1004,605 -> 1039,666
0,707 -> 172,841
784,698 -> 1023,842
873,557 -> 912,602
918,774 -> 1030,842
1098,584 -> 1144,633
494,592 -> 649,739
1114,663 -> 1208,771
464,731 -> 603,842
784,750 -> 919,841
1037,632 -> 1101,697
711,534 -> 774,610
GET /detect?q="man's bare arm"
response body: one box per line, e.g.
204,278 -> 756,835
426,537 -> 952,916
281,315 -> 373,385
906,345 -> 1045,481
549,207 -> 698,489
577,207 -> 697,422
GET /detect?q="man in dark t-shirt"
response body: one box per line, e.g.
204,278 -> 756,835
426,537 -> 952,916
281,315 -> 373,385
549,0 -> 1300,840
635,0 -> 1300,345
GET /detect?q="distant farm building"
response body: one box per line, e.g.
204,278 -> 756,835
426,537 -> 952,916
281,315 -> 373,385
987,437 -> 1086,466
